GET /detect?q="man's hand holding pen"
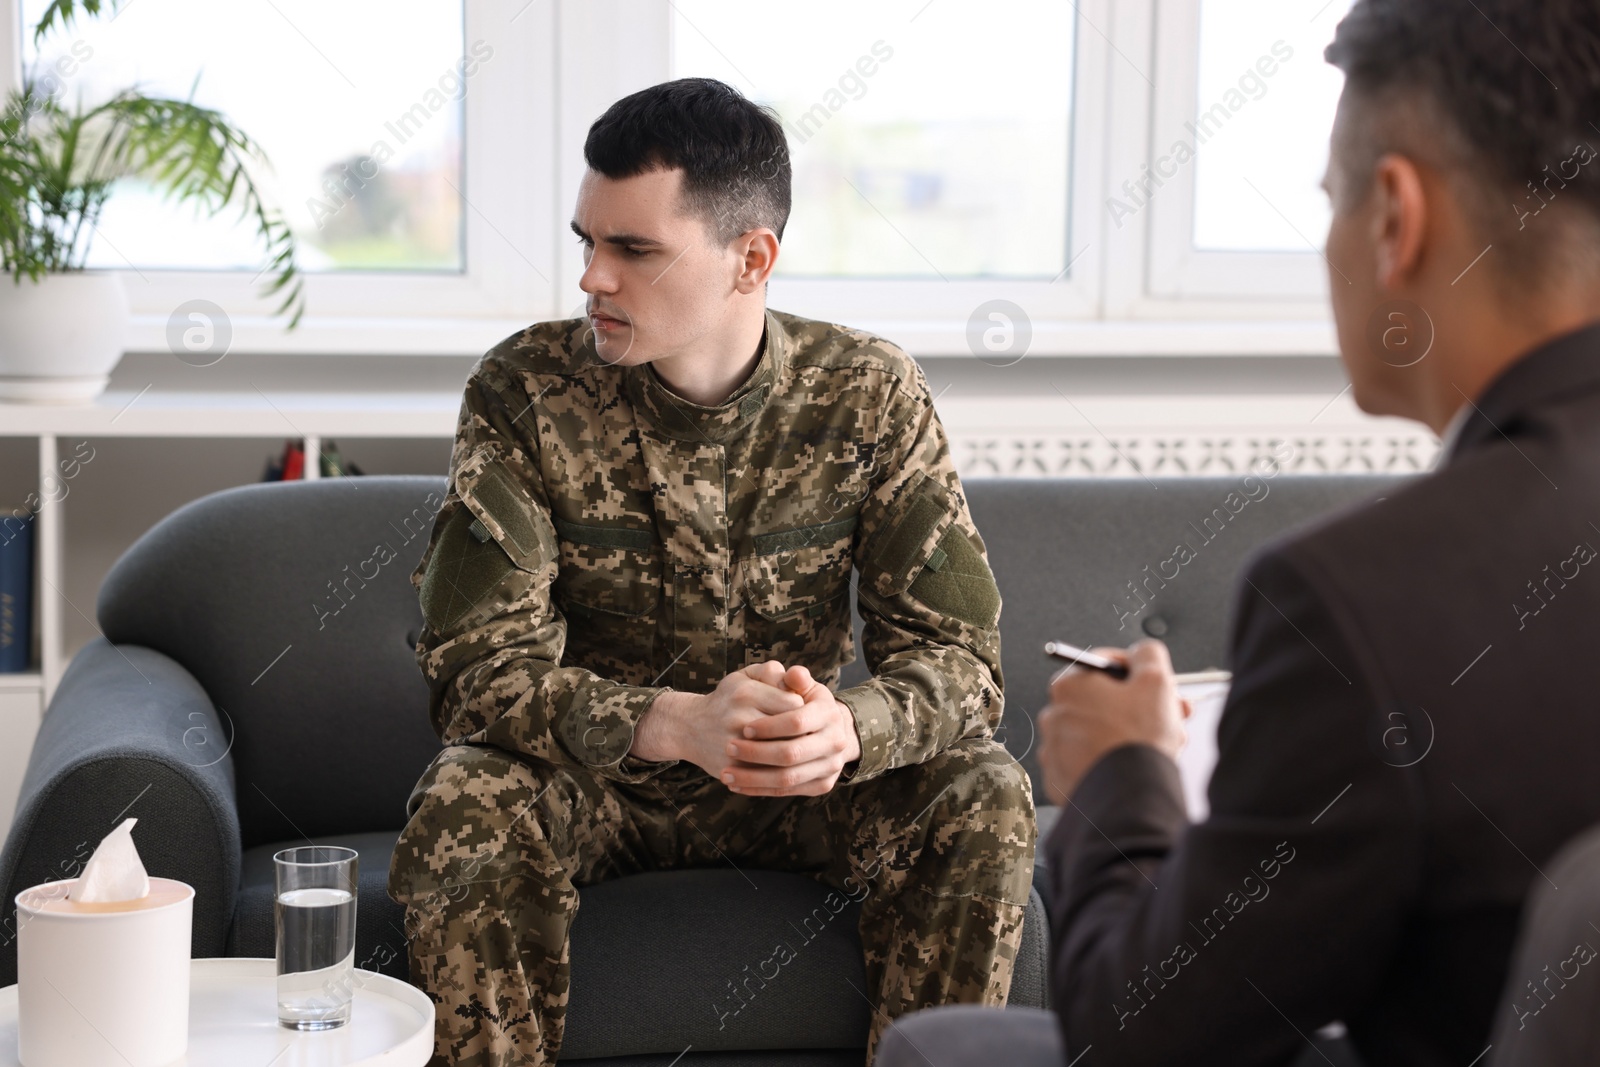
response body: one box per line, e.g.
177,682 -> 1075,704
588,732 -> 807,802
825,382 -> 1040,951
1036,639 -> 1192,805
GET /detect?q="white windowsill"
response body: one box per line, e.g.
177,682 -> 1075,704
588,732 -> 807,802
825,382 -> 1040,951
0,381 -> 1395,442
0,388 -> 461,437
121,314 -> 1340,359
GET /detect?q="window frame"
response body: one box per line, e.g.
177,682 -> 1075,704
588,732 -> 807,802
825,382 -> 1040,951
1139,0 -> 1337,316
554,0 -> 1111,353
7,0 -> 557,354
1142,0 -> 1337,303
2,0 -> 1346,356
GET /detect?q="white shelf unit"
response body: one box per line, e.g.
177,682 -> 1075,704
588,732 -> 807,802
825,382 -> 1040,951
0,388 -> 461,842
2,387 -> 461,706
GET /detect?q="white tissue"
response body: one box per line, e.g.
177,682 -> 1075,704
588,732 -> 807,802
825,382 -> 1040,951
68,817 -> 151,903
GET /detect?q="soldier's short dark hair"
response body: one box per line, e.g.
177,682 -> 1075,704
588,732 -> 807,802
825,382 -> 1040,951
1325,0 -> 1600,281
584,77 -> 792,247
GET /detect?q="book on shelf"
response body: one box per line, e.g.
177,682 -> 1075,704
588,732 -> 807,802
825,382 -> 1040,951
282,440 -> 305,481
261,438 -> 296,481
0,506 -> 36,674
261,439 -> 365,481
317,441 -> 337,477
318,440 -> 365,477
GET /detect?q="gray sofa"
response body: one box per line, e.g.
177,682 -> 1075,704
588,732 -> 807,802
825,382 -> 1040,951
0,470 -> 1404,1065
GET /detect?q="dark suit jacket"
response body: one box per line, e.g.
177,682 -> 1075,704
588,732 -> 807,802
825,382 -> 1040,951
1044,321 -> 1600,1066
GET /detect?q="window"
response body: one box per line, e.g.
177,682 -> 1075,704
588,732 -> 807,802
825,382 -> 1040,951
1191,0 -> 1355,253
670,0 -> 1076,280
22,0 -> 468,272
8,0 -> 554,352
2,0 -> 1358,354
1143,0 -> 1356,301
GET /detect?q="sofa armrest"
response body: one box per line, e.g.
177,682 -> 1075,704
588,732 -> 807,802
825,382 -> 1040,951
0,640 -> 242,985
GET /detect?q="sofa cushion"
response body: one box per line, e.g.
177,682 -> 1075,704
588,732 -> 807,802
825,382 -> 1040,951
231,836 -> 1048,1060
562,870 -> 868,1058
564,874 -> 1045,1059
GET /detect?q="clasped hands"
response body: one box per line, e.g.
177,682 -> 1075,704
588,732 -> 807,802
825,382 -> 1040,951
633,660 -> 862,796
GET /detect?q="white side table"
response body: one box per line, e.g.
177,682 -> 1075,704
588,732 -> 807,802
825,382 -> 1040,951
0,957 -> 435,1066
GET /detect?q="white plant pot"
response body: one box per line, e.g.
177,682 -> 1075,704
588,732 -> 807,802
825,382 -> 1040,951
0,271 -> 131,403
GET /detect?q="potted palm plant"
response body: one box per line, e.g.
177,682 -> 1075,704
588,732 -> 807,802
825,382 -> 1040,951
0,0 -> 306,403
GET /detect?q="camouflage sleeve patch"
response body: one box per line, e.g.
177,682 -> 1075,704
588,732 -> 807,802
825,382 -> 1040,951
834,368 -> 1006,784
862,470 -> 955,592
418,502 -> 525,634
418,447 -> 558,635
909,525 -> 1002,632
859,469 -> 1000,631
457,447 -> 559,571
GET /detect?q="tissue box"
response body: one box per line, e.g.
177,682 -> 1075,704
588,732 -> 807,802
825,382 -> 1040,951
14,876 -> 193,1067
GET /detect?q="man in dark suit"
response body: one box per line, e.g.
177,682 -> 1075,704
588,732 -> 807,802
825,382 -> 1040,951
877,0 -> 1600,1064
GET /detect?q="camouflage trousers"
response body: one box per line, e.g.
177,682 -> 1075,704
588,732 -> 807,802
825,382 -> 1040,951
387,736 -> 1037,1067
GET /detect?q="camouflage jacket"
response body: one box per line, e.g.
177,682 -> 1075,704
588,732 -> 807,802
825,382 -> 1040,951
411,308 -> 1005,786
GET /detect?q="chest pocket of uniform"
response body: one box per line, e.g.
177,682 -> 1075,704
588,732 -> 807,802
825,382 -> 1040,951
551,516 -> 662,682
738,514 -> 857,673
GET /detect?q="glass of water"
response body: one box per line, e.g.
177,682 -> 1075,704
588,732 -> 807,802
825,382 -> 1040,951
273,845 -> 359,1030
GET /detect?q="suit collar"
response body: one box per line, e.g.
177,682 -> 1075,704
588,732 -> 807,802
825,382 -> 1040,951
1444,319 -> 1600,466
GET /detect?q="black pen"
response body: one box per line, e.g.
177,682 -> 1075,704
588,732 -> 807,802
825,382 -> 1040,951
1044,641 -> 1129,680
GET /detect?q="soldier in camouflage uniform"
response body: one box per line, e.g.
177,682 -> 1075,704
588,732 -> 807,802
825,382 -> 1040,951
387,77 -> 1036,1067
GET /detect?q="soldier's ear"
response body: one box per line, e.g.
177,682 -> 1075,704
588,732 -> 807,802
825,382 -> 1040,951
731,227 -> 780,294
